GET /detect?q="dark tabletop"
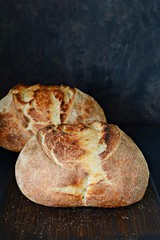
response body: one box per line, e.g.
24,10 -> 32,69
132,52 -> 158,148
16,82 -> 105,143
0,126 -> 160,240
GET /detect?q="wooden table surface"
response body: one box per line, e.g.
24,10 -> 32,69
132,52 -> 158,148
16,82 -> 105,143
0,127 -> 160,240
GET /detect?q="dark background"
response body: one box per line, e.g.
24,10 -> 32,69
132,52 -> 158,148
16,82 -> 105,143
0,0 -> 160,125
0,2 -> 160,239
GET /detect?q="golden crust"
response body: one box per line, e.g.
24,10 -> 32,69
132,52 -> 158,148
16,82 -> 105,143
15,122 -> 149,208
66,88 -> 106,124
0,94 -> 33,152
0,84 -> 106,152
87,131 -> 149,207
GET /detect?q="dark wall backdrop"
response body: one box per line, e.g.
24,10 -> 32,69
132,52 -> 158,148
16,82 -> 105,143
0,0 -> 160,125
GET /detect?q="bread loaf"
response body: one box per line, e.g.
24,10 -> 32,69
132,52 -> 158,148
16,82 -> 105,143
15,121 -> 149,208
0,84 -> 106,152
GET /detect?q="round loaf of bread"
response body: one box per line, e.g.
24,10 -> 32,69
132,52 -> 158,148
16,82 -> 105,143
15,121 -> 149,208
0,84 -> 106,152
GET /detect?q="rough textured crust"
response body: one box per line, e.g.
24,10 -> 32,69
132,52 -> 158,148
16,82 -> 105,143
0,84 -> 106,152
15,122 -> 149,208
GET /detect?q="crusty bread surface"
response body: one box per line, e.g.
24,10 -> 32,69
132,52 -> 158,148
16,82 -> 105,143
0,84 -> 106,152
15,122 -> 149,208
